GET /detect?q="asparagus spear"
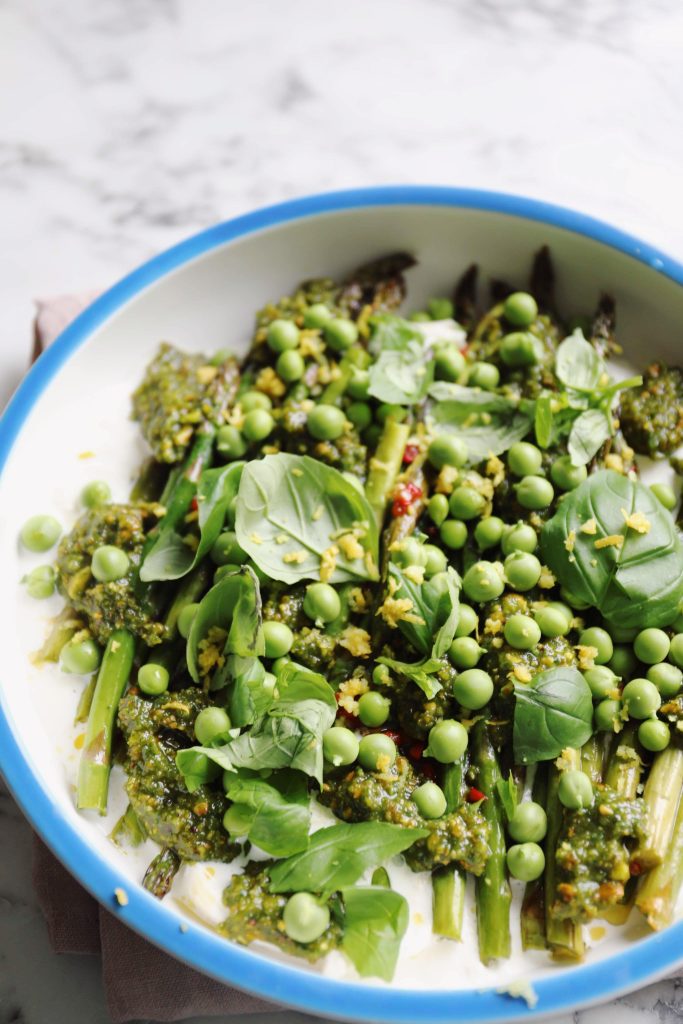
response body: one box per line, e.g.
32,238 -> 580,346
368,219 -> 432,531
142,847 -> 181,899
162,563 -> 211,641
545,750 -> 585,961
77,629 -> 136,813
605,725 -> 642,799
365,418 -> 411,530
521,764 -> 548,951
74,675 -> 97,725
581,733 -> 609,786
631,745 -> 683,871
129,457 -> 168,503
471,720 -> 511,964
636,785 -> 683,930
432,762 -> 466,941
111,803 -> 147,848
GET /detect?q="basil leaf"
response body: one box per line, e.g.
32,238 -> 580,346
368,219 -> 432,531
513,667 -> 593,764
496,772 -> 519,821
432,567 -> 461,657
187,566 -> 264,683
534,394 -> 554,449
555,331 -> 603,392
224,769 -> 310,857
368,344 -> 434,405
235,454 -> 379,584
541,469 -> 683,628
369,314 -> 423,354
430,384 -> 533,459
377,655 -> 443,699
140,462 -> 243,582
175,748 -> 222,792
226,655 -> 269,725
567,409 -> 611,467
268,821 -> 428,894
386,564 -> 459,657
341,886 -> 409,982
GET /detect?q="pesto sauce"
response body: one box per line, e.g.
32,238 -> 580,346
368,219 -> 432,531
620,363 -> 683,458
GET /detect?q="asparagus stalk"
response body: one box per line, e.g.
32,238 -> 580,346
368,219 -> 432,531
545,750 -> 585,961
365,418 -> 411,530
521,764 -> 548,951
631,746 -> 683,871
432,762 -> 466,941
111,803 -> 147,848
581,733 -> 609,786
162,563 -> 211,641
77,629 -> 136,813
74,676 -> 97,725
142,847 -> 181,899
636,783 -> 683,930
129,456 -> 168,503
605,725 -> 642,799
471,720 -> 511,964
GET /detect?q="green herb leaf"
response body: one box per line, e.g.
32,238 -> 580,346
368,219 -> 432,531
541,469 -> 683,628
385,564 -> 460,658
432,566 -> 461,658
268,821 -> 428,894
225,655 -> 270,725
224,769 -> 310,857
555,331 -> 604,393
175,748 -> 222,792
513,667 -> 595,764
496,772 -> 519,821
369,314 -> 424,354
567,409 -> 611,467
140,462 -> 244,581
341,886 -> 409,982
367,319 -> 435,406
235,454 -> 379,584
186,566 -> 264,683
376,654 -> 444,699
430,384 -> 533,459
534,393 -> 554,449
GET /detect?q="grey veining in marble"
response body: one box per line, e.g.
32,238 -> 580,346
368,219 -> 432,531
2,0 -> 683,1021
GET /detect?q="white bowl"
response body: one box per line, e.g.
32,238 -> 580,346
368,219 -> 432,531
2,187 -> 683,1024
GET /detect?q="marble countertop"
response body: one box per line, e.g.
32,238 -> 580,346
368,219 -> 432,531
2,0 -> 683,1021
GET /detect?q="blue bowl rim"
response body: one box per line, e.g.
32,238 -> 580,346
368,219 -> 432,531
2,185 -> 683,1023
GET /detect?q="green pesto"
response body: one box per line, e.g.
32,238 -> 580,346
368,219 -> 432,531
552,786 -> 648,922
390,661 -> 455,740
620,363 -> 683,458
290,627 -> 338,672
56,504 -> 165,646
132,343 -> 239,463
262,587 -> 307,629
118,689 -> 238,862
220,862 -> 342,960
469,310 -> 563,400
320,756 -> 490,874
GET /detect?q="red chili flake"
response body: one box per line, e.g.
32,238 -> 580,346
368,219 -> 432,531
390,481 -> 423,518
408,742 -> 426,761
630,861 -> 643,877
190,497 -> 199,512
420,761 -> 437,781
380,729 -> 404,746
461,343 -> 470,357
402,444 -> 420,465
466,786 -> 486,803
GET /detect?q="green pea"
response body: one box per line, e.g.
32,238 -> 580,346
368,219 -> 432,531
440,519 -> 468,550
558,770 -> 593,810
504,551 -> 542,591
449,486 -> 485,521
376,403 -> 407,425
638,719 -> 671,753
503,291 -> 538,328
622,678 -> 661,719
452,668 -> 494,710
23,564 -> 56,600
267,318 -> 300,353
607,622 -> 639,643
462,560 -> 504,603
177,602 -> 200,639
304,303 -> 333,329
346,347 -> 371,370
195,706 -> 232,746
670,634 -> 683,669
303,582 -> 341,624
240,390 -> 272,413
468,362 -> 500,390
647,662 -> 683,698
507,842 -> 545,881
276,349 -> 305,383
428,493 -> 450,527
434,347 -> 466,382
579,627 -> 613,665
533,604 -> 571,639
91,545 -> 130,582
138,663 -> 169,696
650,482 -> 677,511
515,475 -> 554,511
358,691 -> 391,727
283,892 -> 330,944
423,545 -> 447,577
81,481 -> 111,508
609,645 -> 638,680
242,409 -> 275,443
427,297 -> 454,320
60,638 -> 101,675
20,514 -> 62,553
428,435 -> 468,470
594,698 -> 623,732
500,332 -> 542,367
324,318 -> 358,352
412,781 -> 447,819
364,424 -> 381,448
222,804 -> 252,838
550,456 -> 587,492
346,402 -> 372,431
211,531 -> 248,566
504,613 -> 541,650
373,664 -> 392,687
501,523 -> 538,555
216,425 -> 248,461
307,404 -> 346,441
449,636 -> 484,670
210,348 -> 231,366
409,311 -> 431,322
633,628 -> 670,665
346,368 -> 370,400
358,733 -> 397,771
507,442 -> 543,478
323,726 -> 359,767
508,802 -> 547,843
262,620 -> 294,659
455,604 -> 478,638
584,666 -> 619,700
394,538 -> 428,569
474,516 -> 505,550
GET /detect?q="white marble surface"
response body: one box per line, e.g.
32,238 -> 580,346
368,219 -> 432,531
2,0 -> 683,1021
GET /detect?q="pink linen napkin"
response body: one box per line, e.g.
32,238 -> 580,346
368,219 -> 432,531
29,294 -> 278,1022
